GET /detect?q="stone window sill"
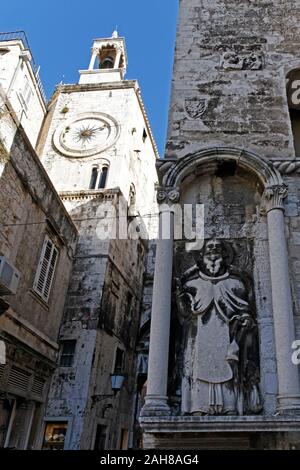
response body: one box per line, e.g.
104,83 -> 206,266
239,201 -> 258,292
28,289 -> 50,311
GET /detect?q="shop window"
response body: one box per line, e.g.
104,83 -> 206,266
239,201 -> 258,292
42,421 -> 68,450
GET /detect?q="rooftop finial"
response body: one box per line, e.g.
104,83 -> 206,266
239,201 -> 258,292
112,28 -> 118,38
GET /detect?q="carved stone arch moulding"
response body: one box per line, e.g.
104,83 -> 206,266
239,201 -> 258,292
157,147 -> 290,213
160,148 -> 282,187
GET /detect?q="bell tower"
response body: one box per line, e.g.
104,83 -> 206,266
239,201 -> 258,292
79,31 -> 127,84
38,30 -> 157,217
38,30 -> 158,450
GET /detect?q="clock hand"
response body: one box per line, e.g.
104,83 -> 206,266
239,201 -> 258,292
92,126 -> 107,132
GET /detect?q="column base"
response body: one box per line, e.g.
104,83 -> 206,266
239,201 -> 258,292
140,395 -> 171,417
277,395 -> 300,415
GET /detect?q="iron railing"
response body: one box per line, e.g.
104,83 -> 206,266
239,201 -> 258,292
0,30 -> 47,104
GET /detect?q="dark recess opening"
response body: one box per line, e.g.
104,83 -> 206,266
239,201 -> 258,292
215,160 -> 237,177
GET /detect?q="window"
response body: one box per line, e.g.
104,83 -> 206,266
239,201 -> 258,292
59,340 -> 76,367
98,166 -> 108,189
89,167 -> 98,189
125,292 -> 133,319
94,425 -> 107,450
89,165 -> 109,190
20,76 -> 33,107
42,422 -> 68,450
142,128 -> 148,143
114,348 -> 124,375
33,235 -> 59,302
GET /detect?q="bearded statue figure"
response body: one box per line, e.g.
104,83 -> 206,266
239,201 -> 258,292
176,239 -> 262,416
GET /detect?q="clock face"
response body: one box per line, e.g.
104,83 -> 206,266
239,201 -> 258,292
53,113 -> 119,157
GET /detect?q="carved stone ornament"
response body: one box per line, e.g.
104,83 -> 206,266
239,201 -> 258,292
185,98 -> 208,119
220,50 -> 263,71
175,239 -> 262,416
263,184 -> 288,212
273,160 -> 300,174
156,187 -> 181,204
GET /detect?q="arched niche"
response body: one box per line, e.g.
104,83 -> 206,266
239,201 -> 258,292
142,147 -> 300,420
162,149 -> 283,416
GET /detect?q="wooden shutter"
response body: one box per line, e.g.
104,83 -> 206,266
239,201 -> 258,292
33,235 -> 59,302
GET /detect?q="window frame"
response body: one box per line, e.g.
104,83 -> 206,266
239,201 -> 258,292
89,164 -> 109,190
59,340 -> 76,368
98,165 -> 108,189
20,75 -> 33,108
33,235 -> 59,303
113,347 -> 124,375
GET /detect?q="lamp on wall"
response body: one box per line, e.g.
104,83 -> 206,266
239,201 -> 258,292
110,373 -> 125,393
91,373 -> 125,403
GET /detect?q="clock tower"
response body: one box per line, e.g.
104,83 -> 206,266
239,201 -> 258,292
38,31 -> 158,215
37,32 -> 158,450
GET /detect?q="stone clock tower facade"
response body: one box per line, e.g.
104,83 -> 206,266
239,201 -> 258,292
140,0 -> 300,450
37,33 -> 158,450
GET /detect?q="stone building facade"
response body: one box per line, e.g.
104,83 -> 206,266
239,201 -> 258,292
37,34 -> 158,450
140,0 -> 300,449
2,0 -> 300,451
0,30 -> 158,451
0,32 -> 77,449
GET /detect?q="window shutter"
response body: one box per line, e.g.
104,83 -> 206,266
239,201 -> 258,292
33,236 -> 59,302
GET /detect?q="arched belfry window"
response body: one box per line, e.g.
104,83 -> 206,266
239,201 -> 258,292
287,69 -> 300,157
98,166 -> 108,189
89,165 -> 109,190
98,46 -> 118,70
101,56 -> 114,69
89,167 -> 98,189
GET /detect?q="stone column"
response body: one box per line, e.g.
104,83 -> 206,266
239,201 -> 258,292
114,49 -> 122,69
265,184 -> 300,413
88,48 -> 98,70
141,188 -> 180,416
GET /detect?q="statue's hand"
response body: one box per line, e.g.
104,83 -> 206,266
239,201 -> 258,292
239,314 -> 253,329
174,277 -> 182,292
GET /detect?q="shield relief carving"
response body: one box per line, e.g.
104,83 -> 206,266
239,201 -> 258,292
184,98 -> 208,119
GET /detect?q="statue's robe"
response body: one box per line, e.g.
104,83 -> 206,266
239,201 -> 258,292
180,270 -> 258,415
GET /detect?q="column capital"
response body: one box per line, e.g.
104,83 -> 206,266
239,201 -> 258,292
263,184 -> 288,213
156,186 -> 181,204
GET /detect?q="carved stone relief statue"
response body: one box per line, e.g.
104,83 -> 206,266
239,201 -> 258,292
175,239 -> 262,416
220,50 -> 263,71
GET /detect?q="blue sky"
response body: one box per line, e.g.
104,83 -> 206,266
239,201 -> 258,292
1,0 -> 179,155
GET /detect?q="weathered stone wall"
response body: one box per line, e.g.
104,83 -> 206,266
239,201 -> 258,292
166,0 -> 300,160
285,177 -> 300,345
0,91 -> 77,449
0,96 -> 77,356
164,0 -> 300,404
45,193 -> 148,449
